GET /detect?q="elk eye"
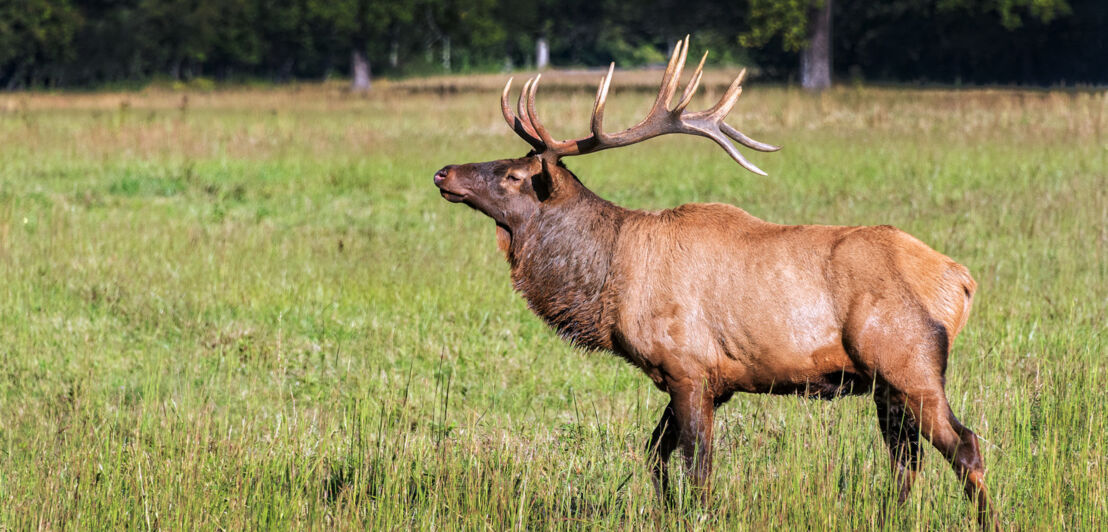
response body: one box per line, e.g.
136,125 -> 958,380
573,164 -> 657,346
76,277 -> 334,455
505,174 -> 522,183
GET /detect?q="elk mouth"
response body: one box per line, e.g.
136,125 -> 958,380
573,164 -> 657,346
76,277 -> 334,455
438,188 -> 468,203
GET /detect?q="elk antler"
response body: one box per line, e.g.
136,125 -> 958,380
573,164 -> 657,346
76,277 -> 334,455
500,36 -> 780,176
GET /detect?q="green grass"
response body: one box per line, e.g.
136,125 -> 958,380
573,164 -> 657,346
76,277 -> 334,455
0,81 -> 1105,530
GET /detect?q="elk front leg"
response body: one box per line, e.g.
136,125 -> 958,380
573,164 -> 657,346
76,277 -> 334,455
646,401 -> 680,502
670,383 -> 716,502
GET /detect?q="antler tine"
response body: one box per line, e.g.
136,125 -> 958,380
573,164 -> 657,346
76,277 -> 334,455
591,63 -> 615,140
517,77 -> 531,120
695,67 -> 781,153
500,77 -> 515,122
722,122 -> 782,152
666,36 -> 690,110
516,78 -> 541,140
652,37 -> 687,113
501,78 -> 545,150
674,50 -> 708,114
704,68 -> 747,119
704,132 -> 769,176
525,75 -> 566,151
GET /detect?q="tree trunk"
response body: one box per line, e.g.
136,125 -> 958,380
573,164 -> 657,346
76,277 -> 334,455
322,52 -> 334,81
351,48 -> 371,92
389,39 -> 399,68
170,57 -> 182,81
278,58 -> 294,82
536,37 -> 550,70
800,0 -> 832,91
5,62 -> 28,90
442,36 -> 451,71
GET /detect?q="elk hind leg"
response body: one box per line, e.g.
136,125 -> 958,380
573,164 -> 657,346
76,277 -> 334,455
859,307 -> 999,529
874,384 -> 923,504
901,388 -> 1001,531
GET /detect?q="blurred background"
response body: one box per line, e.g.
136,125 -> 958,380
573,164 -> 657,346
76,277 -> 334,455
1,0 -> 1105,91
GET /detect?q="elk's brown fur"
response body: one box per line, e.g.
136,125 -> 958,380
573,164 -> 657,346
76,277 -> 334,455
433,38 -> 1000,530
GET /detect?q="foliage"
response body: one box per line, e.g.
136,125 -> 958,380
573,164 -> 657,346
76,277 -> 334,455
741,0 -> 1073,54
0,0 -> 80,87
740,0 -> 816,52
0,1 -> 1103,86
938,0 -> 1072,29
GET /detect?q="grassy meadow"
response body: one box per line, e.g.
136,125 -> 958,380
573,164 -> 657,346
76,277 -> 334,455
0,73 -> 1105,529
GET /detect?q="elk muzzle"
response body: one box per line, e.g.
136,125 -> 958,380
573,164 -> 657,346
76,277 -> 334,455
433,165 -> 469,203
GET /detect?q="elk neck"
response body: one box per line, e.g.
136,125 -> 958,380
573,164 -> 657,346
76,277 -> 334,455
505,177 -> 628,351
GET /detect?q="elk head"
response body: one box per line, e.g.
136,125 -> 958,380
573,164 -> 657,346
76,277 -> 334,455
433,36 -> 781,239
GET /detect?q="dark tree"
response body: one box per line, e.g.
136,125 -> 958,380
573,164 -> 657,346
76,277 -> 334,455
0,0 -> 81,88
0,0 -> 1103,89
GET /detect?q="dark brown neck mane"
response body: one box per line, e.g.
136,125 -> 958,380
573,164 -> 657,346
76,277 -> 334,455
506,177 -> 627,351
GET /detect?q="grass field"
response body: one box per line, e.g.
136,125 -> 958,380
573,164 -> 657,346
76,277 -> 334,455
0,75 -> 1105,530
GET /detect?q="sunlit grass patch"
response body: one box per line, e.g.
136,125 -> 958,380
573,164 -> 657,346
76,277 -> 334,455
0,77 -> 1104,529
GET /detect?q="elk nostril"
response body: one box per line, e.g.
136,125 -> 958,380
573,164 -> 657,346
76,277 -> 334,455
433,169 -> 448,185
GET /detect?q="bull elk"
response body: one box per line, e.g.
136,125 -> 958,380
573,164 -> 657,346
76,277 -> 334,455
433,37 -> 1000,529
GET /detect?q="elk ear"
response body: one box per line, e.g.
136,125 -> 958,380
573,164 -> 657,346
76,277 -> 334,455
532,158 -> 556,201
495,223 -> 511,260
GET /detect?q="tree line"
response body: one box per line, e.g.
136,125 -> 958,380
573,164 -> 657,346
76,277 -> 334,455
0,0 -> 1103,91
